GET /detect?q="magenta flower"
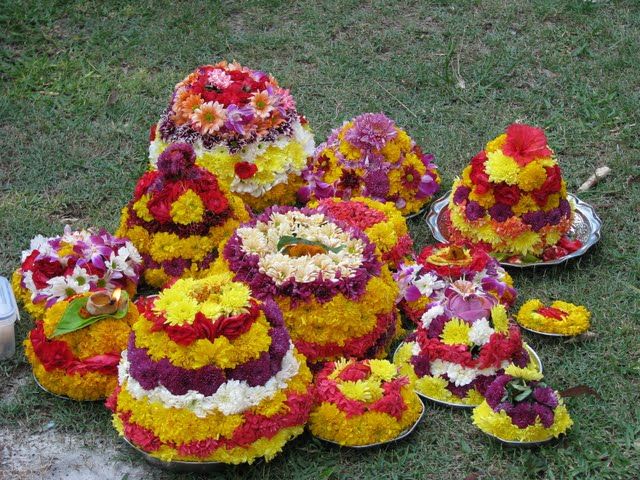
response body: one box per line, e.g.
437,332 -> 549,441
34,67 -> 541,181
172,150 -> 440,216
443,281 -> 497,322
157,142 -> 196,178
453,185 -> 471,205
488,203 -> 514,223
363,169 -> 390,198
465,201 -> 485,221
224,105 -> 254,135
344,113 -> 397,150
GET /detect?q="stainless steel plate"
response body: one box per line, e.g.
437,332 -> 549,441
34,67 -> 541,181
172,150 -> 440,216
425,192 -> 602,267
313,394 -> 425,448
122,437 -> 226,473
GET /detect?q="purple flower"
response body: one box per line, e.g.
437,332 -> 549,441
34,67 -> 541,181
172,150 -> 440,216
224,105 -> 254,135
443,283 -> 497,323
416,174 -> 440,199
453,185 -> 471,205
533,386 -> 559,408
484,374 -> 512,408
522,210 -> 546,232
410,352 -> 431,378
162,258 -> 190,277
509,402 -> 539,428
157,143 -> 196,178
363,169 -> 390,198
465,201 -> 485,221
344,113 -> 397,150
546,208 -> 562,226
445,378 -> 473,398
488,203 -> 514,223
559,199 -> 571,218
533,403 -> 555,428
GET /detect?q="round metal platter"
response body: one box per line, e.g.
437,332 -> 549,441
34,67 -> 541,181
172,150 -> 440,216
313,394 -> 425,448
405,206 -> 429,220
519,324 -> 575,338
425,192 -> 602,268
483,431 -> 556,448
392,341 -> 543,409
122,437 -> 226,473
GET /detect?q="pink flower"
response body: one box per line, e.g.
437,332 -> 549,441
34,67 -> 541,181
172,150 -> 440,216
444,280 -> 497,322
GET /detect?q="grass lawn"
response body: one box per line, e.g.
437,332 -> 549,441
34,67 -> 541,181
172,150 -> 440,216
1,0 -> 639,478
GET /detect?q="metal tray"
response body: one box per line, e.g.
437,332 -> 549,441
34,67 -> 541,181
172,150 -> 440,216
313,394 -> 425,448
483,431 -> 557,448
425,192 -> 602,267
122,437 -> 226,473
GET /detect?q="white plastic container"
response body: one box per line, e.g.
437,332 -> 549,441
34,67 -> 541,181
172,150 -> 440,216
0,276 -> 18,360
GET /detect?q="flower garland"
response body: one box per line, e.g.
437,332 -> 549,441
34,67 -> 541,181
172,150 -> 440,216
446,124 -> 581,259
394,284 -> 538,406
109,274 -> 314,464
311,196 -> 413,269
309,359 -> 422,446
472,365 -> 573,442
394,243 -> 516,324
12,226 -> 142,318
24,294 -> 138,401
298,113 -> 440,216
117,143 -> 250,288
517,299 -> 591,336
214,206 -> 400,363
149,61 -> 315,211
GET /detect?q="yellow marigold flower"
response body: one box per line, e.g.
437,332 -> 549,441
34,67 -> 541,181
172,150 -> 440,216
380,139 -> 401,162
149,231 -> 181,262
518,161 -> 547,192
170,190 -> 205,225
544,193 -> 560,211
469,189 -> 496,208
132,194 -> 154,222
196,147 -> 237,184
510,231 -> 541,255
505,364 -> 543,381
339,139 -> 362,161
512,194 -> 538,215
485,151 -> 521,185
56,242 -> 75,258
338,381 -> 377,402
486,133 -> 507,153
368,359 -> 398,382
491,304 -> 509,333
395,128 -> 412,151
441,318 -> 472,345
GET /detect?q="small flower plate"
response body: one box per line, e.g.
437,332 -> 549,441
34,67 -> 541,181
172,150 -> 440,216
122,437 -> 226,473
312,394 -> 425,449
392,342 -> 543,410
425,192 -> 602,268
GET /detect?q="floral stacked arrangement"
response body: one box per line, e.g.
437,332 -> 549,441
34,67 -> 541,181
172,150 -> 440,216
149,61 -> 315,212
12,226 -> 142,318
299,113 -> 440,216
395,281 -> 537,406
117,142 -> 249,288
472,365 -> 573,443
394,243 -> 517,324
446,124 -> 582,262
309,359 -> 423,446
25,288 -> 137,400
214,206 -> 399,363
517,299 -> 591,336
107,273 -> 314,464
311,196 -> 413,269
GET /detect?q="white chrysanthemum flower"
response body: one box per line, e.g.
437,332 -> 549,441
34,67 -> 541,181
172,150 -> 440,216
420,304 -> 445,329
468,317 -> 494,346
414,272 -> 446,298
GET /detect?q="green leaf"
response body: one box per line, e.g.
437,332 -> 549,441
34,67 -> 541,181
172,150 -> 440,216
515,389 -> 532,402
276,235 -> 344,254
511,382 -> 530,392
51,291 -> 129,337
520,253 -> 541,264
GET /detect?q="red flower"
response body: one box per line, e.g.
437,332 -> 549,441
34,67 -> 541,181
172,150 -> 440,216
133,171 -> 157,200
337,362 -> 372,382
147,183 -> 184,223
469,151 -> 490,194
22,250 -> 40,272
149,123 -> 157,142
493,183 -> 521,206
234,161 -> 258,180
542,245 -> 568,261
29,323 -> 76,371
537,306 -> 567,320
502,124 -> 552,166
558,236 -> 582,252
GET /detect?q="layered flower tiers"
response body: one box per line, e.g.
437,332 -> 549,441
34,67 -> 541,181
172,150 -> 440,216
108,273 -> 314,464
214,206 -> 400,363
149,61 -> 314,212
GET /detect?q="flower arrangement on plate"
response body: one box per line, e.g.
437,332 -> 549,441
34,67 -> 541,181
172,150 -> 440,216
117,142 -> 249,288
25,288 -> 137,401
445,124 -> 583,262
517,299 -> 591,336
394,243 -> 517,324
311,196 -> 413,269
472,365 -> 573,444
310,359 -> 423,447
12,226 -> 142,318
149,61 -> 315,212
107,273 -> 314,465
214,206 -> 400,363
298,113 -> 440,216
394,281 -> 539,407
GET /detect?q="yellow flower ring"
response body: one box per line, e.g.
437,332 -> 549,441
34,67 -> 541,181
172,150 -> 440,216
446,124 -> 574,257
24,295 -> 138,401
517,299 -> 591,336
216,206 -> 400,363
149,61 -> 315,212
117,144 -> 250,288
109,274 -> 314,464
309,359 -> 423,446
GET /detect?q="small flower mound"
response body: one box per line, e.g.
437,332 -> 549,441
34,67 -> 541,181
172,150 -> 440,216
394,243 -> 517,324
472,366 -> 573,442
517,299 -> 591,336
312,196 -> 413,269
215,206 -> 400,363
299,113 -> 440,216
394,283 -> 537,406
150,61 -> 315,211
24,294 -> 138,401
12,226 -> 142,318
117,142 -> 250,288
107,273 -> 314,465
309,359 -> 422,446
446,124 -> 580,259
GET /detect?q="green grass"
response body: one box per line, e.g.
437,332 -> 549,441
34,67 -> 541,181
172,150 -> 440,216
1,0 -> 639,478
